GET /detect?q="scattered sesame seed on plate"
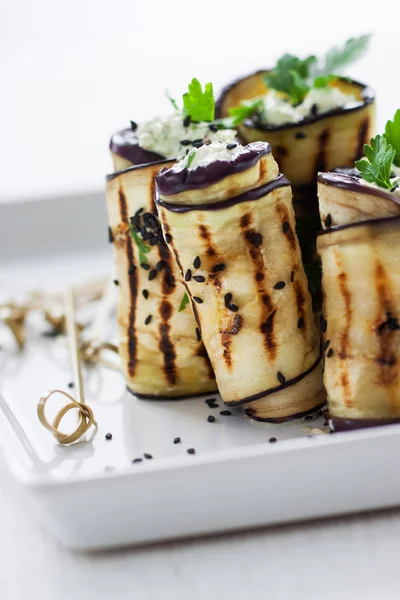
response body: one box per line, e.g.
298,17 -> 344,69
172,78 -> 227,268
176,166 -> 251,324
220,410 -> 232,416
207,415 -> 216,423
187,448 -> 196,455
174,437 -> 181,444
105,433 -> 112,441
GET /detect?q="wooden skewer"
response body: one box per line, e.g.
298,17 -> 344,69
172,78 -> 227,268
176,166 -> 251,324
37,288 -> 97,445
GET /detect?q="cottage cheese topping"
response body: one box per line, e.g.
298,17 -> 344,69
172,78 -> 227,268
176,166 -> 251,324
174,140 -> 243,171
259,86 -> 358,126
136,114 -> 236,159
359,170 -> 400,198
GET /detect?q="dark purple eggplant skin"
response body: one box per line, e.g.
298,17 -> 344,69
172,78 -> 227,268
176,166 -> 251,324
156,141 -> 272,196
215,71 -> 375,132
331,417 -> 400,432
317,172 -> 400,206
156,173 -> 290,213
109,128 -> 165,164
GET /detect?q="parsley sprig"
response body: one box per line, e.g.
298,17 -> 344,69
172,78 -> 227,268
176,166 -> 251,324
264,34 -> 371,105
228,99 -> 265,126
356,135 -> 396,190
183,78 -> 215,122
129,225 -> 150,264
178,292 -> 190,312
384,109 -> 400,168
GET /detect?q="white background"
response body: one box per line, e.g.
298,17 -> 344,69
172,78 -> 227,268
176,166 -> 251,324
1,0 -> 399,202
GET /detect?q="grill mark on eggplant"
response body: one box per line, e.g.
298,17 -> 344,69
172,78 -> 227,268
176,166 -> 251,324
161,214 -> 215,382
118,185 -> 138,377
221,314 -> 243,369
335,261 -> 353,407
276,203 -> 296,251
240,212 -> 277,359
374,260 -> 398,390
315,129 -> 330,174
158,300 -> 177,385
354,117 -> 370,162
197,223 -> 232,368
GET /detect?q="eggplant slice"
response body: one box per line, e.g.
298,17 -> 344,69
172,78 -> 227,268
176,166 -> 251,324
216,72 -> 375,308
156,142 -> 325,421
106,161 -> 217,398
317,173 -> 400,429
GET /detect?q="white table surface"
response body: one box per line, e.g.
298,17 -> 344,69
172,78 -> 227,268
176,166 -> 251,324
2,448 -> 400,600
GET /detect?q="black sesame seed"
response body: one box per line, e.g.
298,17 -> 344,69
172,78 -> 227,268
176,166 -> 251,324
183,116 -> 191,127
220,410 -> 232,416
150,236 -> 159,246
297,317 -> 304,329
325,214 -> 332,228
269,437 -> 277,443
209,124 -> 218,132
205,397 -> 217,406
142,289 -> 149,299
108,227 -> 114,243
144,453 -> 153,460
324,339 -> 330,350
174,437 -> 181,444
67,382 -> 74,388
193,296 -> 203,304
290,270 -> 295,283
192,138 -> 203,145
226,143 -> 237,150
207,415 -> 216,423
193,275 -> 205,283
187,448 -> 195,455
295,131 -> 306,139
192,141 -> 204,148
211,263 -> 225,272
130,120 -> 137,131
195,327 -> 201,342
130,215 -> 140,226
193,256 -> 201,269
327,348 -> 334,358
320,315 -> 327,333
113,279 -> 119,286
391,185 -> 399,192
180,139 -> 192,146
311,103 -> 318,116
282,221 -> 289,233
165,233 -> 172,244
274,281 -> 286,290
128,264 -> 136,275
145,315 -> 152,325
277,371 -> 286,385
156,260 -> 165,271
185,269 -> 192,282
135,207 -> 143,215
142,231 -> 151,241
105,432 -> 112,440
141,263 -> 150,271
132,458 -> 143,463
148,269 -> 157,281
226,303 -> 239,312
224,293 -> 232,304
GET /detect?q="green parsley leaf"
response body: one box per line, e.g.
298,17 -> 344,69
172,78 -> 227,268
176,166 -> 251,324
183,78 -> 215,122
186,149 -> 196,169
313,75 -> 340,88
264,54 -> 318,104
384,110 -> 400,167
178,292 -> 190,312
166,91 -> 179,111
355,135 -> 395,190
228,98 -> 264,126
129,225 -> 150,264
321,34 -> 371,77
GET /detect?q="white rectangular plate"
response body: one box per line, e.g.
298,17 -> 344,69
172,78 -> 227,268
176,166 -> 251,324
2,198 -> 400,551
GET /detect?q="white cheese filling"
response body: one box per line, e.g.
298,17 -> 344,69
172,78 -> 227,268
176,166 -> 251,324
173,140 -> 243,172
259,87 -> 358,126
358,168 -> 400,199
136,114 -> 236,159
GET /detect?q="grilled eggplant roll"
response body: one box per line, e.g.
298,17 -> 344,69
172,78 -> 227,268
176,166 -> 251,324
317,171 -> 400,430
216,62 -> 375,307
156,141 -> 325,421
106,161 -> 217,397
